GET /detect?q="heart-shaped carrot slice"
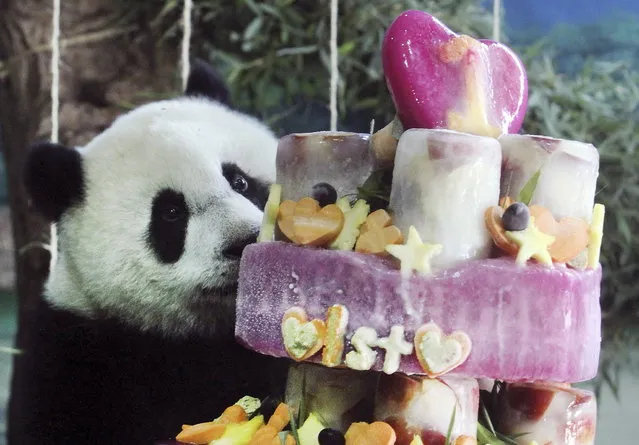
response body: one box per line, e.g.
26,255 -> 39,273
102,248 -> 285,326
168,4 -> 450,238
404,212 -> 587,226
278,197 -> 344,246
345,421 -> 397,445
529,205 -> 589,263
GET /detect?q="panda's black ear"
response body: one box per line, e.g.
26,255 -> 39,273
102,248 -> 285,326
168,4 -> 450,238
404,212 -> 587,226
185,59 -> 232,107
24,142 -> 85,222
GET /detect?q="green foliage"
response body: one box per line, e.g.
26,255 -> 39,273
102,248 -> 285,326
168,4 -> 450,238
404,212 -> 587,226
186,0 -> 493,133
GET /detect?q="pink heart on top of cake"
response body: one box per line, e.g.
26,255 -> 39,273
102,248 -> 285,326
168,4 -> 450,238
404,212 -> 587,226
382,10 -> 528,137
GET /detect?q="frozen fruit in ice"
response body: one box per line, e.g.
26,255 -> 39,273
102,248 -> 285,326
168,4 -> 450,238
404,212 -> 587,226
312,183 -> 338,207
277,198 -> 345,246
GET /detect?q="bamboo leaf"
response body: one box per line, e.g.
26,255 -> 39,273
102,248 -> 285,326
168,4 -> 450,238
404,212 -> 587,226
516,169 -> 541,205
444,406 -> 456,445
243,16 -> 264,42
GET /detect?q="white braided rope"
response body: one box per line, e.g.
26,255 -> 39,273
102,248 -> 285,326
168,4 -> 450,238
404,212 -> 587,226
181,0 -> 193,90
329,0 -> 338,131
493,0 -> 501,42
51,0 -> 60,144
49,0 -> 61,268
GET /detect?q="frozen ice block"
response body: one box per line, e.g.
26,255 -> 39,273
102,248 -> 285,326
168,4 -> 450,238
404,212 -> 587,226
382,10 -> 528,137
236,242 -> 602,382
284,362 -> 378,432
499,135 -> 599,221
495,382 -> 597,445
389,129 -> 502,269
276,132 -> 376,202
375,373 -> 479,445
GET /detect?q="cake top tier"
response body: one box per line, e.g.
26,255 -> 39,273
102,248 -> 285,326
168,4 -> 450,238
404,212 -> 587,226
236,10 -> 605,382
382,10 -> 528,137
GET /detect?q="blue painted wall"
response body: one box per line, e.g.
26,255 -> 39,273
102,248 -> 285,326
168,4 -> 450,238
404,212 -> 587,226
483,0 -> 639,31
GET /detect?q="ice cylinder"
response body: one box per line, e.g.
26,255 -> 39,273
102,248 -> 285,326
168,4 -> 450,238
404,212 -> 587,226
499,134 -> 599,221
276,132 -> 377,202
389,129 -> 502,269
374,373 -> 479,445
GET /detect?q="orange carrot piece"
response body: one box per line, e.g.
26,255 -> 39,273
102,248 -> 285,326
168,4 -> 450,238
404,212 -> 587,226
217,404 -> 248,424
248,403 -> 293,445
248,425 -> 276,445
267,403 -> 290,431
176,422 -> 226,444
284,433 -> 297,445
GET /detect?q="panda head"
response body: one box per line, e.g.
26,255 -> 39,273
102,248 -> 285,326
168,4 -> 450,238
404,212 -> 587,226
24,60 -> 278,338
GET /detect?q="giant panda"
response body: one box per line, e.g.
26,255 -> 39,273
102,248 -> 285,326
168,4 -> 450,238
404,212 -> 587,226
8,60 -> 289,445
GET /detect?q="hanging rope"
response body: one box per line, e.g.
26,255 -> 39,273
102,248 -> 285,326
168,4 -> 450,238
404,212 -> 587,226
181,0 -> 193,90
51,0 -> 60,144
329,0 -> 338,131
49,0 -> 61,268
492,0 -> 501,42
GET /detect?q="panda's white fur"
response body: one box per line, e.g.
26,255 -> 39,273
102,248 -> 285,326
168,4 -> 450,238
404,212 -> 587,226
46,96 -> 277,337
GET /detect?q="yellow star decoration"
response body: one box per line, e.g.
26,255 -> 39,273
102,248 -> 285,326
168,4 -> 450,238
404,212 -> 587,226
504,216 -> 555,267
587,203 -> 605,269
385,226 -> 443,277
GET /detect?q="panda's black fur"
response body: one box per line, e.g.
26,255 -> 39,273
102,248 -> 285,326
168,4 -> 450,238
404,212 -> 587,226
9,296 -> 288,444
8,60 -> 289,445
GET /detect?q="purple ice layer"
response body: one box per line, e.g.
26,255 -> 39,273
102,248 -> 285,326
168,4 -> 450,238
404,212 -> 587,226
236,242 -> 601,383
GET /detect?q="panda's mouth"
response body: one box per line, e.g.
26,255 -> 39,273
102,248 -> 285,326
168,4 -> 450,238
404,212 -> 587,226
222,245 -> 246,260
222,234 -> 259,260
199,283 -> 237,297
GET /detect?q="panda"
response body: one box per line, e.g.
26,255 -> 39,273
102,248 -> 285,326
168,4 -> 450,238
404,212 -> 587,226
8,60 -> 289,445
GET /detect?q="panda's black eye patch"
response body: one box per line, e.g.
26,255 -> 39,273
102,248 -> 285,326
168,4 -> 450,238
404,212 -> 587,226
221,163 -> 269,210
148,189 -> 189,264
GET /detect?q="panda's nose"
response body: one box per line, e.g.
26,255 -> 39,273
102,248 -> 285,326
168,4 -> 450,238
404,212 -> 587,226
222,233 -> 258,259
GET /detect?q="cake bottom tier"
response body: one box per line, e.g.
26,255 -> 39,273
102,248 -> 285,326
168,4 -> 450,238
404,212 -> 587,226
237,242 -> 601,382
284,364 -> 597,445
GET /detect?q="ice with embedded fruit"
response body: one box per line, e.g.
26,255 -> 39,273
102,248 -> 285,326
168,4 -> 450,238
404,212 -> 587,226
276,132 -> 377,203
389,129 -> 502,270
375,373 -> 479,445
499,134 -> 599,221
285,363 -> 378,433
495,382 -> 597,445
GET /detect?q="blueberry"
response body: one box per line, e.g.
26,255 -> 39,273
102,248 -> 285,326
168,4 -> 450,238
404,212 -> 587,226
312,182 -> 337,207
502,202 -> 530,231
318,428 -> 345,445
